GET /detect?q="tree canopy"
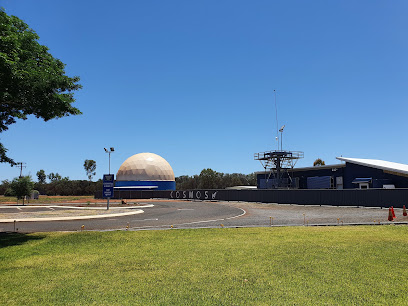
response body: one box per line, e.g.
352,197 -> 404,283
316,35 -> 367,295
313,158 -> 326,166
10,175 -> 34,204
36,169 -> 46,183
84,159 -> 96,181
0,9 -> 82,164
176,169 -> 256,190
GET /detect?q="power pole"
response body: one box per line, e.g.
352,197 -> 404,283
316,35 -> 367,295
15,162 -> 26,178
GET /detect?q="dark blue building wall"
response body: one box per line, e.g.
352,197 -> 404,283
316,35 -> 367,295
387,172 -> 408,188
291,166 -> 345,189
115,180 -> 176,190
256,162 -> 408,189
343,163 -> 382,188
257,166 -> 345,189
343,163 -> 408,188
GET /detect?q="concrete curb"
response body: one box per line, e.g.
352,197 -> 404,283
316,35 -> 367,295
0,204 -> 154,210
0,209 -> 144,223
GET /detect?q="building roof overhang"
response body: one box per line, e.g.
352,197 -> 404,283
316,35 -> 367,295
336,157 -> 408,176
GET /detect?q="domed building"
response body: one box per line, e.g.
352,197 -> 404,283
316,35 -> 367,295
115,153 -> 176,190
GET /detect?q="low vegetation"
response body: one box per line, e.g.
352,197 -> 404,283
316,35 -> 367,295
0,195 -> 95,204
0,179 -> 102,197
1,226 -> 407,304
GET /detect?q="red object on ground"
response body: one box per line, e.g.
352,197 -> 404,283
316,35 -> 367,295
388,208 -> 394,221
391,206 -> 396,218
403,205 -> 407,217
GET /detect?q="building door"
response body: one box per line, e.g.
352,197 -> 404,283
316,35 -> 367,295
336,176 -> 343,189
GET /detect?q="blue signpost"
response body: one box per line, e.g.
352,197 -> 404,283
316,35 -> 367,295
103,174 -> 114,210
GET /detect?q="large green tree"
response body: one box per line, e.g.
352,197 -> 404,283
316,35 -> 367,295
198,168 -> 222,189
0,9 -> 82,164
10,175 -> 34,204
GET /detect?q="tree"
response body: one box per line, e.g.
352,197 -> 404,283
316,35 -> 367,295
83,159 -> 96,181
0,179 -> 11,195
176,171 -> 258,190
198,168 -> 221,189
10,176 -> 34,204
48,172 -> 62,182
313,158 -> 326,166
0,9 -> 82,164
36,169 -> 46,183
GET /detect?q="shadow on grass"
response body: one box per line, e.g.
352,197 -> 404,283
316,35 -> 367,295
0,232 -> 46,248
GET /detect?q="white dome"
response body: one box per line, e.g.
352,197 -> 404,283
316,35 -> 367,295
116,153 -> 175,181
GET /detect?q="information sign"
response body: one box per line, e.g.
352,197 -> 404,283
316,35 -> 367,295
103,174 -> 114,198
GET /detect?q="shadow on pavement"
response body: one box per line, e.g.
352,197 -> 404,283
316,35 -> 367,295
0,232 -> 46,248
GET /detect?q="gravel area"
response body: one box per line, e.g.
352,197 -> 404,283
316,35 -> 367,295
212,202 -> 408,227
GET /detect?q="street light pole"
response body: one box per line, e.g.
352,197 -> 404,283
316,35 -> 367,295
104,147 -> 115,174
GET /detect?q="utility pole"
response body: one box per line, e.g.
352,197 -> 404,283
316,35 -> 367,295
14,162 -> 26,178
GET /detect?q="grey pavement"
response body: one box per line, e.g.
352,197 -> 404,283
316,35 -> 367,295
0,200 -> 406,233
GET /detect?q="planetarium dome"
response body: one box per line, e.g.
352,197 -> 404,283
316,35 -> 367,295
115,153 -> 175,190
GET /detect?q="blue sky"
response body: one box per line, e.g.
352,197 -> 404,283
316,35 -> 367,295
1,0 -> 407,181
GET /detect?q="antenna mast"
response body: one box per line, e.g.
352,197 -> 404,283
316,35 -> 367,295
274,90 -> 279,150
254,90 -> 304,189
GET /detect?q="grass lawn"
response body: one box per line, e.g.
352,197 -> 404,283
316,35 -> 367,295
1,226 -> 407,305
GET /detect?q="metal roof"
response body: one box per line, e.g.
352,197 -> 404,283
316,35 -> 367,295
336,157 -> 408,176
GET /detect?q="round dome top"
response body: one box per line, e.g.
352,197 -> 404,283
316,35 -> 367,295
116,153 -> 175,181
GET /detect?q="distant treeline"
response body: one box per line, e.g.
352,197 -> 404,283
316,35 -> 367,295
176,169 -> 257,190
0,168 -> 256,196
0,179 -> 102,196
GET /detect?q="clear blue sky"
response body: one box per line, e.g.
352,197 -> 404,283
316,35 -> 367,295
1,0 -> 407,181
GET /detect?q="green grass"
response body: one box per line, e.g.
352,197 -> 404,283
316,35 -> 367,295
1,226 -> 407,305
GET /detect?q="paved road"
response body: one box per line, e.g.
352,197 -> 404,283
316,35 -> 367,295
0,200 -> 405,233
0,201 -> 244,233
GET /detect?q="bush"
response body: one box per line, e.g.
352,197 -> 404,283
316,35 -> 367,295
4,188 -> 14,197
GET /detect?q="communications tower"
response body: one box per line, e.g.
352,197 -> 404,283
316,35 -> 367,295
254,91 -> 304,188
254,149 -> 303,188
